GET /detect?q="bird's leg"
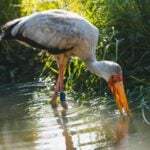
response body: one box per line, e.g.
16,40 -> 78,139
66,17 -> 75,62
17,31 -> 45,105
59,63 -> 68,110
51,56 -> 68,109
51,73 -> 61,108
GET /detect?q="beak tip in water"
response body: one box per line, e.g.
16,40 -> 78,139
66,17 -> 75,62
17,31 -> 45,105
108,79 -> 130,116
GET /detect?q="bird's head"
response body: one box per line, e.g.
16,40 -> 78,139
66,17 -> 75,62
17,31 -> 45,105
88,60 -> 130,115
100,61 -> 130,115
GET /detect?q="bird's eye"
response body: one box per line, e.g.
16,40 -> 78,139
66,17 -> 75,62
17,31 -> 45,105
111,74 -> 122,83
111,75 -> 115,81
111,75 -> 118,83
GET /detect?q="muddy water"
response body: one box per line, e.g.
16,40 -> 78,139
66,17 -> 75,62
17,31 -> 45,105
0,82 -> 150,150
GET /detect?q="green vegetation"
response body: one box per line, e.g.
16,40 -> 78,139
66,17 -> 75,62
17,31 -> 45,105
0,0 -> 149,103
0,0 -> 44,83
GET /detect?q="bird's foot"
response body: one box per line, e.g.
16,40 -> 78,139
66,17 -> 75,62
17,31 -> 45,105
51,97 -> 60,109
61,101 -> 68,110
51,91 -> 59,108
51,100 -> 58,108
60,91 -> 68,110
51,91 -> 68,109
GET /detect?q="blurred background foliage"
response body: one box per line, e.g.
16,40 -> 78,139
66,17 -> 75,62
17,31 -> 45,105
0,0 -> 149,100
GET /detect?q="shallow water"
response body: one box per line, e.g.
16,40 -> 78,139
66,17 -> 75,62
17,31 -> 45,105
0,82 -> 150,150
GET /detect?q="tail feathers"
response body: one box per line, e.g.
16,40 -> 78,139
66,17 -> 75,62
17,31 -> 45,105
0,32 -> 5,41
0,18 -> 21,40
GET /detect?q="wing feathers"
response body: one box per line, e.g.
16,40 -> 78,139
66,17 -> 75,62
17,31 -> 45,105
0,18 -> 22,40
15,33 -> 73,55
12,12 -> 81,50
1,9 -> 99,56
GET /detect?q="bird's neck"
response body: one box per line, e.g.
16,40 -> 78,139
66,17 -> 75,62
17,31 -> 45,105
85,60 -> 105,77
85,60 -> 121,82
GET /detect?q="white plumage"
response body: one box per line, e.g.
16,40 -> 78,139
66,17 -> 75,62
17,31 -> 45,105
9,9 -> 98,60
0,9 -> 130,114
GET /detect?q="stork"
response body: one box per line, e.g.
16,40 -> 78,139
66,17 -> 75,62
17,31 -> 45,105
0,9 -> 130,114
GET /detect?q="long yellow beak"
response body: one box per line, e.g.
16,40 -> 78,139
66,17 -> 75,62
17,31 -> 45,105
108,75 -> 130,115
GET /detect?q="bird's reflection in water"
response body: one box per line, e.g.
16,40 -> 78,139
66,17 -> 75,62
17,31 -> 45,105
113,116 -> 130,150
53,108 -> 75,150
52,106 -> 130,150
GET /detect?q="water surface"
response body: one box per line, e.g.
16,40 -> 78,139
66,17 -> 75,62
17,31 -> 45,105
0,82 -> 149,150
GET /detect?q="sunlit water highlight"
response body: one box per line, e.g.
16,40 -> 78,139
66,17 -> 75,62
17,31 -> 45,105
0,82 -> 150,150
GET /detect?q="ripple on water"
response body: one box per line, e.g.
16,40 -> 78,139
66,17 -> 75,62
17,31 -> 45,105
0,82 -> 150,150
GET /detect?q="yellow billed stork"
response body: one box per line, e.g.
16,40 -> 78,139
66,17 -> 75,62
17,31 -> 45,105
0,9 -> 130,114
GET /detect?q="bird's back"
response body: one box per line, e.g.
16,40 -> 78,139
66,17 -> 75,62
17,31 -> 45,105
1,9 -> 99,58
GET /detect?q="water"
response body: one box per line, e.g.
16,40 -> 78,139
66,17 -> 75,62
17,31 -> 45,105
0,82 -> 150,150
